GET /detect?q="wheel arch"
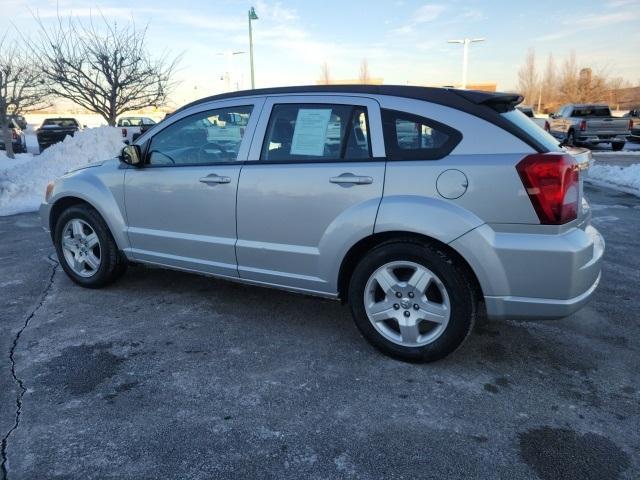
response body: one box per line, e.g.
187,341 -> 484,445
48,194 -> 128,251
337,231 -> 484,306
49,196 -> 92,236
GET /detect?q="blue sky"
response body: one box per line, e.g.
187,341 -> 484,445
2,0 -> 639,105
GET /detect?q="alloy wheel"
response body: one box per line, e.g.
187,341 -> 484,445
61,218 -> 102,278
363,261 -> 451,347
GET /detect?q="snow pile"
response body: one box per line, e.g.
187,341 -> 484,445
587,163 -> 640,197
0,127 -> 124,216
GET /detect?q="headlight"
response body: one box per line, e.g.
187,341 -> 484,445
45,182 -> 55,202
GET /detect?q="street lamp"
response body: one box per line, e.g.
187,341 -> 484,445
248,7 -> 258,89
447,38 -> 485,89
217,51 -> 246,91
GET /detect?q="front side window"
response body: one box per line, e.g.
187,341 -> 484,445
261,104 -> 371,161
148,105 -> 253,166
381,109 -> 461,160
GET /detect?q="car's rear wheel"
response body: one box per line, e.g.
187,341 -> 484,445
612,142 -> 625,151
54,204 -> 127,288
348,241 -> 476,362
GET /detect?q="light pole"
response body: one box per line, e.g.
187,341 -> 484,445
447,38 -> 485,89
248,7 -> 258,89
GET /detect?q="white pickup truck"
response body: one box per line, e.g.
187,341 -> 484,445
546,104 -> 629,151
117,116 -> 157,144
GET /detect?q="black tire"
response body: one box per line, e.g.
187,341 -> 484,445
54,204 -> 127,288
348,240 -> 476,362
612,142 -> 625,151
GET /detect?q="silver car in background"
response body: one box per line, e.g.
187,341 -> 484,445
40,86 -> 604,362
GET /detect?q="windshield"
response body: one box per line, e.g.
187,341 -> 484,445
501,109 -> 562,152
42,118 -> 78,127
572,106 -> 611,117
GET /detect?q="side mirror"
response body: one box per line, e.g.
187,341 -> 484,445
120,144 -> 142,167
83,124 -> 87,128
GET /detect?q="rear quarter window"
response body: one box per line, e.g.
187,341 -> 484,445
381,109 -> 461,160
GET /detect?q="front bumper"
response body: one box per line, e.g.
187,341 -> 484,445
451,224 -> 605,320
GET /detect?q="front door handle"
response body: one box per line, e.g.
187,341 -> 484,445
330,173 -> 373,185
199,174 -> 231,185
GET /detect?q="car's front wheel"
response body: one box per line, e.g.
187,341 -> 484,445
348,241 -> 476,362
54,204 -> 127,288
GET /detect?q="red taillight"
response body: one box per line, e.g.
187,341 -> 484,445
629,119 -> 634,131
122,128 -> 127,137
12,129 -> 18,140
579,120 -> 587,131
516,153 -> 579,225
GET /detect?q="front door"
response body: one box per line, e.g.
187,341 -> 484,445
236,95 -> 385,295
124,99 -> 263,277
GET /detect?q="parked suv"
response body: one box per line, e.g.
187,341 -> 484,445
0,118 -> 27,153
39,86 -> 604,362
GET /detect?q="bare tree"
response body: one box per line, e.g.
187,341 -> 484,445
319,62 -> 331,85
0,36 -> 48,159
358,58 -> 371,84
517,48 -> 539,107
541,53 -> 557,112
30,14 -> 179,126
558,51 -> 580,103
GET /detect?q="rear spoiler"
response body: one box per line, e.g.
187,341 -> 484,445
450,90 -> 524,113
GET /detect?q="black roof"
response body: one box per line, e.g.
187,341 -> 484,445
167,85 -> 547,152
176,85 -> 523,115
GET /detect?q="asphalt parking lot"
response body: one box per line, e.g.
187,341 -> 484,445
1,184 -> 639,480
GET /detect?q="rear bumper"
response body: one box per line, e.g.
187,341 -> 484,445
484,273 -> 600,320
577,134 -> 627,144
451,224 -> 605,321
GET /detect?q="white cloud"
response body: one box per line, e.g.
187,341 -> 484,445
537,10 -> 639,41
255,1 -> 299,22
391,3 -> 447,34
414,4 -> 447,23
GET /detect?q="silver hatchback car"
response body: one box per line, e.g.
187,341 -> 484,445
40,86 -> 604,361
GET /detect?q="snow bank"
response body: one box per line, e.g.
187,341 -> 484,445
587,163 -> 640,197
0,127 -> 124,216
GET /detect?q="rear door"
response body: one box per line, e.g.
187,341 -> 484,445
236,95 -> 385,295
124,98 -> 264,277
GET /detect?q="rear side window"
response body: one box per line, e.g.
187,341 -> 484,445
381,109 -> 461,160
501,109 -> 562,152
261,104 -> 371,161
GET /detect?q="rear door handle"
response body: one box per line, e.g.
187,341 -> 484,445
199,174 -> 231,185
330,173 -> 373,185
